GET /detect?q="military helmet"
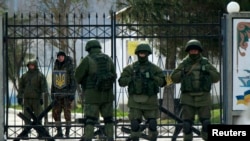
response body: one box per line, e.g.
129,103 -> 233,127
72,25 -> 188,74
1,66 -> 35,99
85,39 -> 101,51
26,59 -> 38,68
185,39 -> 203,52
134,42 -> 152,54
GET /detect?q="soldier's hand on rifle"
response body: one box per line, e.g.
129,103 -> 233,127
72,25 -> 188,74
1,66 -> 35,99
40,99 -> 43,105
18,98 -> 23,105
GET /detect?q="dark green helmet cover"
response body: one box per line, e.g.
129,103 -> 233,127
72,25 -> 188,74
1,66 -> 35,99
26,59 -> 38,68
185,39 -> 203,52
85,39 -> 101,51
134,42 -> 152,54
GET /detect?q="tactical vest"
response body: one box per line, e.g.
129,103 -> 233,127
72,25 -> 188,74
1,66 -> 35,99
128,62 -> 159,96
86,53 -> 115,91
180,57 -> 212,93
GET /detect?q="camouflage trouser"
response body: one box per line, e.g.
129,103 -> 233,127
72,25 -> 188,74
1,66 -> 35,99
128,108 -> 159,140
52,96 -> 72,122
23,98 -> 43,125
181,104 -> 211,141
84,102 -> 113,140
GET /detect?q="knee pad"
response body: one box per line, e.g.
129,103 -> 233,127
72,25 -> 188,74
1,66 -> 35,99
131,119 -> 141,132
147,118 -> 157,131
183,120 -> 193,134
201,119 -> 210,132
85,116 -> 98,125
104,116 -> 114,124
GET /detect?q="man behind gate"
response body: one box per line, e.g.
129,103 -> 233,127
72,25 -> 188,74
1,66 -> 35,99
51,51 -> 77,138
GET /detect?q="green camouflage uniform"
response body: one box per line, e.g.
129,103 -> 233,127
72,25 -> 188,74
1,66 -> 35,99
118,42 -> 166,141
18,60 -> 48,131
75,39 -> 116,141
170,39 -> 220,141
51,52 -> 77,137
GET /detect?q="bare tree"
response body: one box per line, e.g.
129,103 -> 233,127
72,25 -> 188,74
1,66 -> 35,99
31,0 -> 89,61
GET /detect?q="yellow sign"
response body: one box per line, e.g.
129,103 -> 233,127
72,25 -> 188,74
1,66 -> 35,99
127,41 -> 139,56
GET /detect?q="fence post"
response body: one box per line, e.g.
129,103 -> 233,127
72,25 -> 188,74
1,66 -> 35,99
0,10 -> 5,141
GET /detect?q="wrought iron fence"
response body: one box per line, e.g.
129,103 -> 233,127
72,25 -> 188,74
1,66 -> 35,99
3,11 -> 222,140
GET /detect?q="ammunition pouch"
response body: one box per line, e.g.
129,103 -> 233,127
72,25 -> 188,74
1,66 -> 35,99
180,74 -> 193,92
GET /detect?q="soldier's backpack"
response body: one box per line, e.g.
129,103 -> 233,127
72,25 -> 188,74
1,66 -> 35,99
89,53 -> 115,91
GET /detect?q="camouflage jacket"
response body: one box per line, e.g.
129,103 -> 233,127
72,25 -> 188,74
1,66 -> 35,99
18,68 -> 48,99
118,61 -> 166,109
75,48 -> 117,104
170,55 -> 220,106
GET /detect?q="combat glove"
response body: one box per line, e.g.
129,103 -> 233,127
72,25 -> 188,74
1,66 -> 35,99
201,64 -> 211,74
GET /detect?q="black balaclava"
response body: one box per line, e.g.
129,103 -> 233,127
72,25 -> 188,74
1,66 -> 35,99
189,53 -> 201,60
137,51 -> 149,63
187,45 -> 202,60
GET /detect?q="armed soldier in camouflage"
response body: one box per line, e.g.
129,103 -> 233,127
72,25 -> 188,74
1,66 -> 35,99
75,39 -> 117,141
51,51 -> 77,138
18,60 -> 49,138
118,42 -> 166,141
170,39 -> 220,141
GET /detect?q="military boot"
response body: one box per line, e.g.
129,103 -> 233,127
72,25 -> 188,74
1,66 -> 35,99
126,136 -> 139,141
65,127 -> 70,138
79,137 -> 91,141
183,133 -> 193,141
148,130 -> 158,141
22,134 -> 28,140
129,131 -> 140,141
104,123 -> 114,140
65,122 -> 71,138
54,127 -> 63,137
131,138 -> 139,141
106,137 -> 114,141
201,131 -> 208,141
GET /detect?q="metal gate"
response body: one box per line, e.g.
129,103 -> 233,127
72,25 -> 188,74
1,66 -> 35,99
3,11 -> 222,140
